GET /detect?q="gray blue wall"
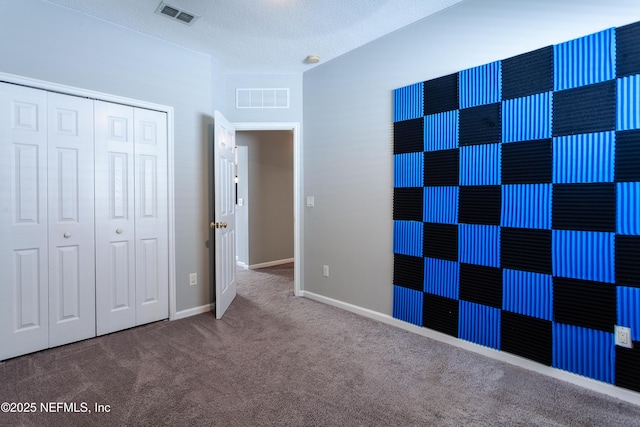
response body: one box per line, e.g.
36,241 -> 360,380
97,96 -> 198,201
0,0 -> 219,312
302,0 -> 640,314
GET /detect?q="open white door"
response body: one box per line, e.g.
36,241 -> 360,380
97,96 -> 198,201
212,111 -> 236,319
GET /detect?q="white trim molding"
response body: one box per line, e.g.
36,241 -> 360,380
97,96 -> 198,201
249,258 -> 295,269
174,304 -> 214,320
301,290 -> 640,407
233,122 -> 302,297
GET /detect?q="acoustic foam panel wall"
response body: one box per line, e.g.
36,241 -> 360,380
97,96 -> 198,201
392,21 -> 640,392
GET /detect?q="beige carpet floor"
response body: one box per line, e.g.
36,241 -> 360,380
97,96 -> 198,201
1,263 -> 639,426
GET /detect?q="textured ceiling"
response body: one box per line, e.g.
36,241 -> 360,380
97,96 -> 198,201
43,0 -> 465,74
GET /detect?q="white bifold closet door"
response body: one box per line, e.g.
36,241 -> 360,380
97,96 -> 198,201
94,101 -> 168,336
0,84 -> 96,360
0,83 -> 168,361
47,92 -> 96,347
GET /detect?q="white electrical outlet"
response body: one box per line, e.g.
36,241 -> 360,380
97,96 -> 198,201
615,325 -> 632,348
323,265 -> 329,277
189,273 -> 197,286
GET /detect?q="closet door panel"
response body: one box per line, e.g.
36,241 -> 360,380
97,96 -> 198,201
47,92 -> 96,347
134,108 -> 168,325
0,83 -> 49,360
95,101 -> 136,335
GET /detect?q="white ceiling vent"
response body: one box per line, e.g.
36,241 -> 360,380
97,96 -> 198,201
155,2 -> 199,26
236,88 -> 290,109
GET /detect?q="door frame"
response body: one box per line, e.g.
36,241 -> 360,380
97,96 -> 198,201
233,122 -> 302,296
0,71 -> 178,321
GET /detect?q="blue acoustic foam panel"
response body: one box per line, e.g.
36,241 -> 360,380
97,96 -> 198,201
394,117 -> 424,154
616,235 -> 640,287
423,186 -> 458,224
459,102 -> 502,146
502,46 -> 553,100
616,21 -> 640,78
502,92 -> 552,143
502,269 -> 553,321
552,183 -> 616,232
553,28 -> 616,91
617,75 -> 640,131
459,61 -> 502,109
459,144 -> 501,186
424,73 -> 459,115
393,187 -> 423,221
424,149 -> 459,186
458,224 -> 500,267
394,82 -> 424,122
392,21 -> 640,392
617,182 -> 640,235
459,263 -> 502,308
394,152 -> 424,188
423,293 -> 459,337
552,80 -> 616,137
617,286 -> 640,341
553,277 -> 617,332
501,311 -> 552,366
501,139 -> 552,184
424,111 -> 459,151
393,285 -> 424,326
615,130 -> 640,182
553,323 -> 614,384
393,220 -> 423,257
393,254 -> 424,292
552,230 -> 615,284
501,228 -> 552,275
459,301 -> 501,349
424,257 -> 459,299
552,132 -> 615,184
501,184 -> 552,229
423,223 -> 458,262
458,186 -> 502,225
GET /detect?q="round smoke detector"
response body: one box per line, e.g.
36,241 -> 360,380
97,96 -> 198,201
305,54 -> 321,64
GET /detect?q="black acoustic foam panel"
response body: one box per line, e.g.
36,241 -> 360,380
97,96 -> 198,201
501,311 -> 553,366
615,130 -> 640,182
393,187 -> 423,221
553,277 -> 617,332
616,21 -> 640,78
393,254 -> 424,291
423,223 -> 458,262
615,345 -> 640,392
459,263 -> 503,308
394,118 -> 424,154
616,235 -> 640,287
459,102 -> 502,146
424,149 -> 459,186
502,46 -> 554,100
423,293 -> 459,337
501,228 -> 552,275
552,80 -> 616,136
501,139 -> 552,184
458,186 -> 502,225
424,73 -> 459,115
552,183 -> 616,232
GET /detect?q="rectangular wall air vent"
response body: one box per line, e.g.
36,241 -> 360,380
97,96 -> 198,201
155,2 -> 199,25
236,88 -> 290,109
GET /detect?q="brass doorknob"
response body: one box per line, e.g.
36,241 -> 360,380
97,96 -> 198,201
221,222 -> 227,228
210,222 -> 217,229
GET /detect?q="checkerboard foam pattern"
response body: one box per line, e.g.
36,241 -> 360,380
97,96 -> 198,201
393,22 -> 640,391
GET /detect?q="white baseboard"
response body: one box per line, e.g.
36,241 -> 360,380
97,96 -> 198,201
236,261 -> 249,270
300,290 -> 640,407
173,303 -> 214,320
249,258 -> 294,269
